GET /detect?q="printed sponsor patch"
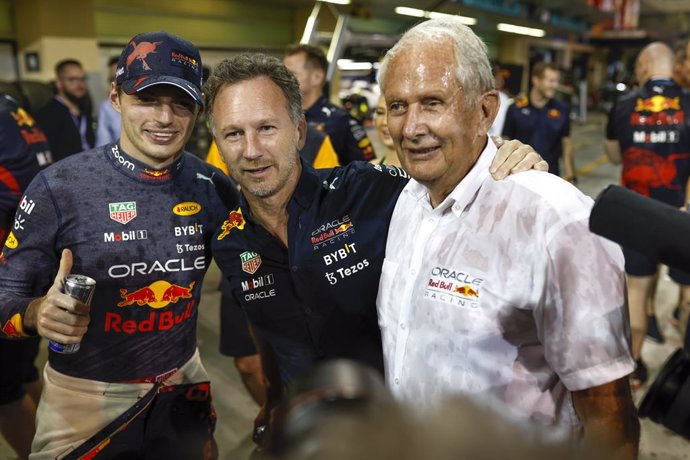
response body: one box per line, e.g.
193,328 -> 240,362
424,266 -> 484,309
635,95 -> 680,113
171,49 -> 200,74
217,208 -> 245,240
5,232 -> 18,249
547,108 -> 561,119
311,215 -> 355,250
173,202 -> 201,216
1,313 -> 24,337
118,280 -> 195,308
109,201 -> 137,224
104,230 -> 148,243
240,251 -> 261,274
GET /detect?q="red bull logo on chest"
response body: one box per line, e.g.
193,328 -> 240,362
118,280 -> 195,308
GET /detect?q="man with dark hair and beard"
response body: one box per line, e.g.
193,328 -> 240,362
36,59 -> 95,161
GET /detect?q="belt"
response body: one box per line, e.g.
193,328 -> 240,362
120,367 -> 178,384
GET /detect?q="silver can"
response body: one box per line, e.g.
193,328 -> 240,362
49,274 -> 96,354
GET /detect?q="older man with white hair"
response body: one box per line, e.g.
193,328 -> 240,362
376,17 -> 639,458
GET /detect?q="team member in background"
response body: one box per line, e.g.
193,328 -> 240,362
283,44 -> 376,164
0,93 -> 53,460
0,32 -> 233,458
95,56 -> 122,146
605,42 -> 690,388
377,17 -> 638,457
36,59 -> 95,161
673,37 -> 690,89
503,62 -> 576,183
372,96 -> 401,167
203,53 -> 545,444
488,60 -> 510,138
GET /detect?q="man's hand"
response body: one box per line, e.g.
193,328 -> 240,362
24,249 -> 90,343
490,137 -> 548,180
572,377 -> 640,459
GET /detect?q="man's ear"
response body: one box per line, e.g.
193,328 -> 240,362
109,82 -> 121,114
311,68 -> 326,88
479,90 -> 499,136
297,118 -> 307,151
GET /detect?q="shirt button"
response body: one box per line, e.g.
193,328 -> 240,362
291,265 -> 298,272
400,323 -> 406,330
394,378 -> 400,385
410,269 -> 417,276
304,307 -> 312,315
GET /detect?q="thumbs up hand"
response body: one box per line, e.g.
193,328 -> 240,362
24,249 -> 91,343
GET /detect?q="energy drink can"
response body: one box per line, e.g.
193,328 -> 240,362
49,274 -> 96,354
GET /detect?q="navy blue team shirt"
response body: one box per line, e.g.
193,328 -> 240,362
606,78 -> 690,207
0,94 -> 53,244
212,161 -> 408,385
0,143 -> 234,381
502,95 -> 570,176
306,95 -> 375,164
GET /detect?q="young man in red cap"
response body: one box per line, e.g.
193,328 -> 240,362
0,32 -> 233,459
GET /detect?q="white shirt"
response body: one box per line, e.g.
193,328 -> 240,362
377,138 -> 634,438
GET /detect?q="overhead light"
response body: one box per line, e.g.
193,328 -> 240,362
497,22 -> 545,37
395,6 -> 477,25
395,6 -> 425,17
337,59 -> 374,71
321,0 -> 351,4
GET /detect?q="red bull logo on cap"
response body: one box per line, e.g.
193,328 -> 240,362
118,280 -> 195,308
126,40 -> 161,71
217,207 -> 246,240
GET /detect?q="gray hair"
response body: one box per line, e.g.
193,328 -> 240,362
378,18 -> 495,107
204,53 -> 305,131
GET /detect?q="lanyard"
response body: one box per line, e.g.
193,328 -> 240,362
56,96 -> 89,150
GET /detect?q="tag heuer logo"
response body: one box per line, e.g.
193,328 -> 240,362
240,251 -> 261,274
109,202 -> 137,225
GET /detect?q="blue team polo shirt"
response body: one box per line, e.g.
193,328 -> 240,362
212,160 -> 408,385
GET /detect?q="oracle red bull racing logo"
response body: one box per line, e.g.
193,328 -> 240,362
217,208 -> 245,240
118,280 -> 195,308
311,215 -> 355,250
424,266 -> 484,309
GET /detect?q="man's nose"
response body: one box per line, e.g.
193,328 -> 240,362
402,104 -> 429,139
243,131 -> 262,160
